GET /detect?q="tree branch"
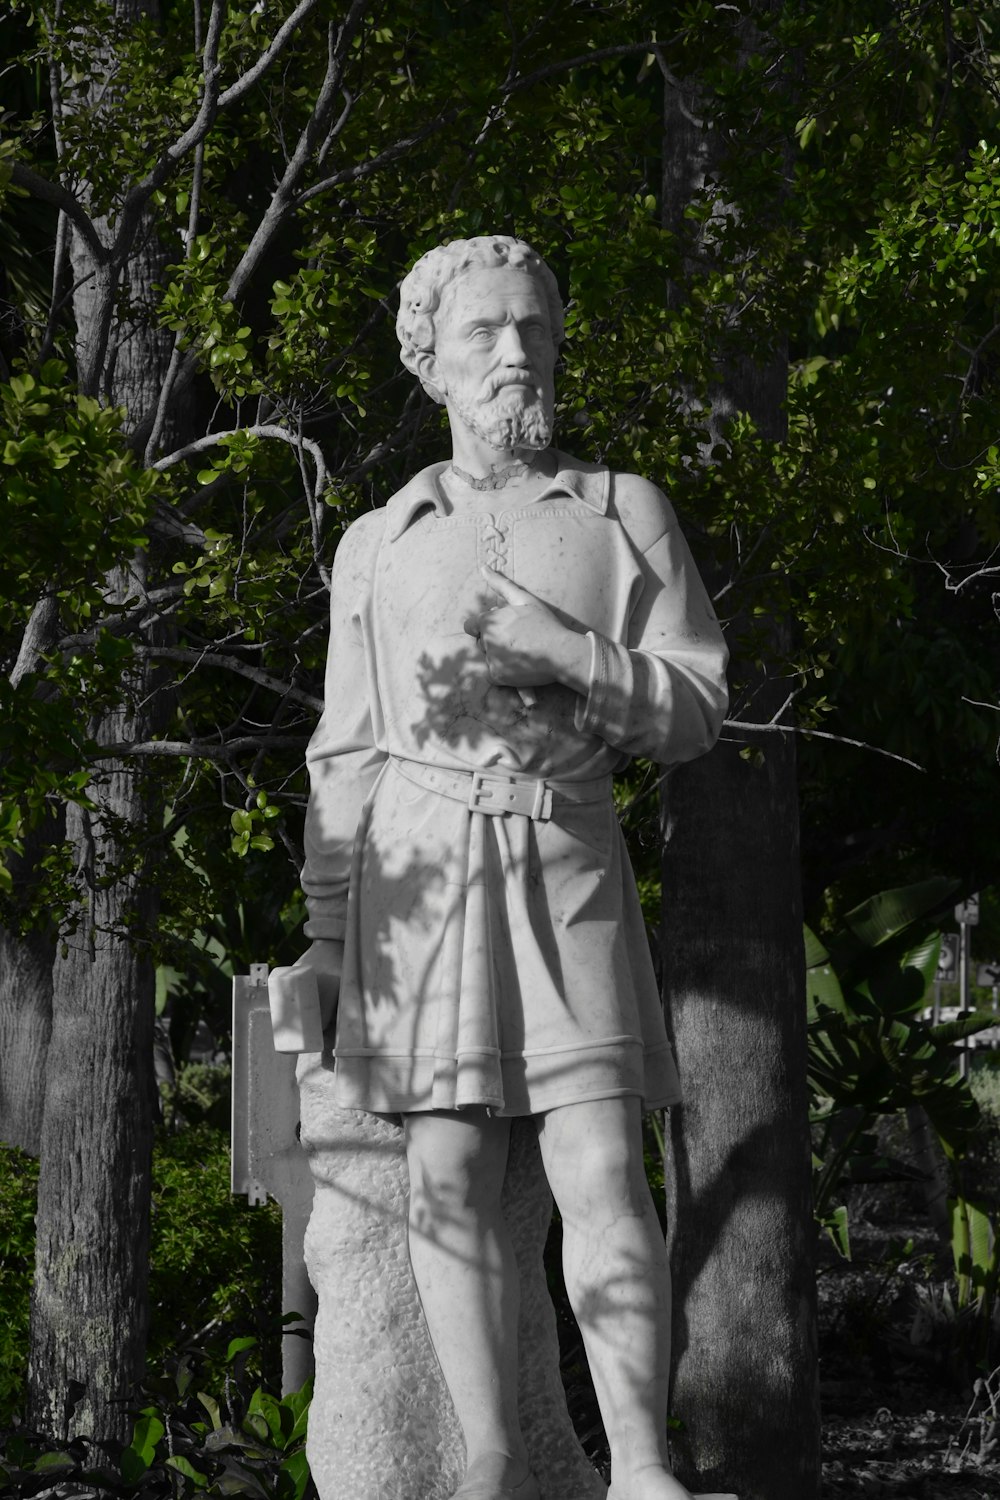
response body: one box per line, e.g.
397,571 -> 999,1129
8,162 -> 107,264
33,208 -> 73,368
56,586 -> 189,649
11,594 -> 60,688
93,735 -> 309,761
315,87 -> 355,172
152,423 -> 328,502
114,0 -> 224,259
619,713 -> 926,824
297,107 -> 459,204
142,72 -> 211,463
112,0 -> 345,266
722,719 -> 926,771
216,0 -> 327,111
223,1 -> 367,307
132,645 -> 323,711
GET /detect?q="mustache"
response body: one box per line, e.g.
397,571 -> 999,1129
478,372 -> 540,403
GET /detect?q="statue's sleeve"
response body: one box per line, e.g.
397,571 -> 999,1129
300,513 -> 387,940
574,482 -> 729,765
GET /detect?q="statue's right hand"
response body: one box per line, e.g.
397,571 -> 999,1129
268,939 -> 345,1051
296,939 -> 344,1029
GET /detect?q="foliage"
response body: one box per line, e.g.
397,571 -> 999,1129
149,1127 -> 284,1391
944,1193 -> 1000,1376
0,1147 -> 38,1422
806,878 -> 996,1255
0,1131 -> 282,1427
154,840 -> 309,1076
159,1062 -> 232,1132
971,1063 -> 1000,1131
0,1343 -> 314,1499
0,364 -> 158,623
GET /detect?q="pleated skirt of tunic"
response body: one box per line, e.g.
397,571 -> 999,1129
331,760 -> 681,1116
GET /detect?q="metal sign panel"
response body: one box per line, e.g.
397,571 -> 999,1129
231,969 -> 317,1394
955,894 -> 980,926
937,933 -> 959,980
231,970 -> 313,1214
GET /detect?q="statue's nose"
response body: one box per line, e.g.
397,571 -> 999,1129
496,324 -> 530,365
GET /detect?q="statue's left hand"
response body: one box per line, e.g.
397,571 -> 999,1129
464,566 -> 590,693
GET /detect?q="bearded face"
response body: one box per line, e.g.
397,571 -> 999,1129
430,266 -> 557,452
450,367 -> 554,452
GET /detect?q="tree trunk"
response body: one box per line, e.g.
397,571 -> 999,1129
661,699 -> 819,1500
27,0 -> 179,1442
658,26 -> 820,1500
28,417 -> 168,1441
1,607 -> 65,1156
0,882 -> 53,1156
28,709 -> 157,1440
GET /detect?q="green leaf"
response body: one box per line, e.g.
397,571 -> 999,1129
818,1203 -> 851,1260
279,1448 -> 312,1500
128,1410 -> 165,1464
841,878 -> 960,953
166,1453 -> 209,1483
930,1008 -> 1000,1045
227,1335 -> 258,1361
197,1390 -> 223,1430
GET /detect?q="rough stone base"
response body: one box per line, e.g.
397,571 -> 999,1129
298,1053 -> 606,1500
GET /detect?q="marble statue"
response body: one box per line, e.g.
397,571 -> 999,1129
272,236 -> 735,1500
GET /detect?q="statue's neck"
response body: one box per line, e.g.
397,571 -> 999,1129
438,448 -> 557,513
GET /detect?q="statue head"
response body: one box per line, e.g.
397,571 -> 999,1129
396,236 -> 564,451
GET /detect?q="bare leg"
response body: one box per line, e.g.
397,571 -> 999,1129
404,1109 -> 534,1494
536,1097 -> 736,1500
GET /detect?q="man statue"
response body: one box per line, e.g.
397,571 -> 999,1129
290,236 -> 734,1500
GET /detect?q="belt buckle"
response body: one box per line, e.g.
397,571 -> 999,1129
468,771 -> 552,820
530,780 -> 553,820
468,770 -> 496,813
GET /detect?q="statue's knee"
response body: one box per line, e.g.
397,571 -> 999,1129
558,1140 -> 649,1227
407,1146 -> 503,1225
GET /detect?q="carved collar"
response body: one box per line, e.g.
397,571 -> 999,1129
384,449 -> 611,542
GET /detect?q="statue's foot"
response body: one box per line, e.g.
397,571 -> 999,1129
450,1451 -> 540,1500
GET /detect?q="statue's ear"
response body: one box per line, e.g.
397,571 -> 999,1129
413,349 -> 446,405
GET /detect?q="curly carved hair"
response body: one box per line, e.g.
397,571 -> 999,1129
396,236 -> 564,399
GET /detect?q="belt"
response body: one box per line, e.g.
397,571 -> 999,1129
390,757 -> 612,823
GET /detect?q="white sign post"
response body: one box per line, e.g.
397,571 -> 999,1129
955,895 -> 980,1077
978,962 -> 1000,1038
937,933 -> 959,981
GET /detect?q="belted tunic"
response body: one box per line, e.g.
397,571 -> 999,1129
300,451 -> 728,1115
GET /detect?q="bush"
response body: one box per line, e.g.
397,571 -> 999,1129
970,1059 -> 1000,1130
0,1344 -> 315,1498
0,1148 -> 37,1422
148,1124 -> 283,1386
0,1126 -> 282,1425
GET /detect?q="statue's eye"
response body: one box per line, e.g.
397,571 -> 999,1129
469,327 -> 495,341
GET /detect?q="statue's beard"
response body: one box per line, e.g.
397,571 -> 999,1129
452,377 -> 553,451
